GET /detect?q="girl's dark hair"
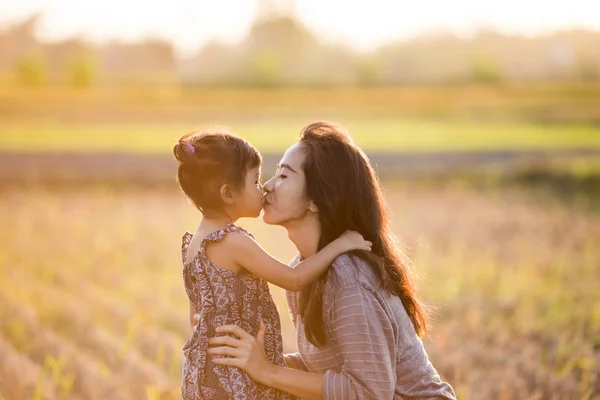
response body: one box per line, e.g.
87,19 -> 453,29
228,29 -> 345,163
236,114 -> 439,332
297,121 -> 428,346
173,128 -> 261,212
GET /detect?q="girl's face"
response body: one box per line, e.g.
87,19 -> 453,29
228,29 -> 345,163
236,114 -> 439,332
234,166 -> 264,218
262,143 -> 313,227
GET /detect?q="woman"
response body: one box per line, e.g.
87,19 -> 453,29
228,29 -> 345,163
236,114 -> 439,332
207,121 -> 456,399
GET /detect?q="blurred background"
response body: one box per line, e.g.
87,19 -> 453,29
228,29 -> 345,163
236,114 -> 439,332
1,0 -> 599,399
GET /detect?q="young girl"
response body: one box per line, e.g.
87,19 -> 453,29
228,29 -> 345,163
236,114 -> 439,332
173,128 -> 372,400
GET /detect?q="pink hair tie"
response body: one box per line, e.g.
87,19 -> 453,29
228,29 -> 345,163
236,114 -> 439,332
183,142 -> 195,153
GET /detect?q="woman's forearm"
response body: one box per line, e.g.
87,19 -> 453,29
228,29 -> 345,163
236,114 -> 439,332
261,363 -> 323,400
208,325 -> 323,398
283,353 -> 308,371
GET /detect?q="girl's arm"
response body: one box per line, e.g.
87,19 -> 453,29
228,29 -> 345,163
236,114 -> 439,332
227,231 -> 371,291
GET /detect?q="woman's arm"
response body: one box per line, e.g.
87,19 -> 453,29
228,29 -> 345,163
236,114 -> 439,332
262,363 -> 323,399
318,283 -> 397,399
227,231 -> 371,291
282,353 -> 309,371
208,324 -> 324,399
209,282 -> 398,400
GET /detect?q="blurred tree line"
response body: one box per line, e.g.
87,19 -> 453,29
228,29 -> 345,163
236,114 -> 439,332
1,13 -> 599,88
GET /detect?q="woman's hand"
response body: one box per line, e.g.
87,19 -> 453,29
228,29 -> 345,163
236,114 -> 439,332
211,322 -> 325,399
207,321 -> 272,384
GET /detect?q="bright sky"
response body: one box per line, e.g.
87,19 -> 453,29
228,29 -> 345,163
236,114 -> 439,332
2,0 -> 599,56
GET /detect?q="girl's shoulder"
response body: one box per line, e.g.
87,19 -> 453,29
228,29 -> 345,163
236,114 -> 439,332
182,223 -> 254,247
181,223 -> 255,265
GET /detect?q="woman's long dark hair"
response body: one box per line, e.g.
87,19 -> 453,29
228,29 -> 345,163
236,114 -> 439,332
297,121 -> 428,347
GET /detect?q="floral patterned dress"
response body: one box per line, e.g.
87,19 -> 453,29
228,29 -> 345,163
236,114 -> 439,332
180,223 -> 295,400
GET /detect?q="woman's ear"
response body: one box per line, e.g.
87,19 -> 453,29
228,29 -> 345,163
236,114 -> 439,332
308,199 -> 319,213
219,183 -> 235,205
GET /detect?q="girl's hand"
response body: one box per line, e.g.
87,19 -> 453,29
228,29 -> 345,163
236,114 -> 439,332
336,230 -> 372,253
207,321 -> 272,383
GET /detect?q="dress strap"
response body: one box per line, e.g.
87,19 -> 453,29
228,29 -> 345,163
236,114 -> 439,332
204,223 -> 255,242
181,223 -> 255,264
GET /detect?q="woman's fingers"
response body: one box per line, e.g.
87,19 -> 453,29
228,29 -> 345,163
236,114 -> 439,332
258,320 -> 267,336
212,356 -> 241,368
208,322 -> 271,380
216,324 -> 252,339
256,320 -> 266,354
208,335 -> 242,348
207,346 -> 241,357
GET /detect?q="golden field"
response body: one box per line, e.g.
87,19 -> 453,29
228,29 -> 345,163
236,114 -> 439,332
0,181 -> 598,399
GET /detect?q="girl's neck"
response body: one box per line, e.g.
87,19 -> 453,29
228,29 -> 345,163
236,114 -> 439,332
201,209 -> 237,226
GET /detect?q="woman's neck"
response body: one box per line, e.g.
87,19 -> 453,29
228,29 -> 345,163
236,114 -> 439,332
285,215 -> 321,260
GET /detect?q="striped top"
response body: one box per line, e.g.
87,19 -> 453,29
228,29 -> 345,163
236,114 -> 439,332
286,254 -> 456,400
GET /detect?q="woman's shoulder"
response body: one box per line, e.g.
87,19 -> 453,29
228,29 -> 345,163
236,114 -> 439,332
326,253 -> 380,291
326,254 -> 419,337
289,252 -> 380,292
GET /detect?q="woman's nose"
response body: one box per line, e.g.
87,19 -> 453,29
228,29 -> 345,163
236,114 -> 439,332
263,176 -> 275,193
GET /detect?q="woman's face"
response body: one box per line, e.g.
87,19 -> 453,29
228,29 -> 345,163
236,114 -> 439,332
262,143 -> 313,227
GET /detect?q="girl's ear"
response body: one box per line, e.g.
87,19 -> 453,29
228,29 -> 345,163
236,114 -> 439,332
219,184 -> 235,205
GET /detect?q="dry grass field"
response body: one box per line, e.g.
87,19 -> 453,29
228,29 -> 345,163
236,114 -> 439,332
0,181 -> 598,399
